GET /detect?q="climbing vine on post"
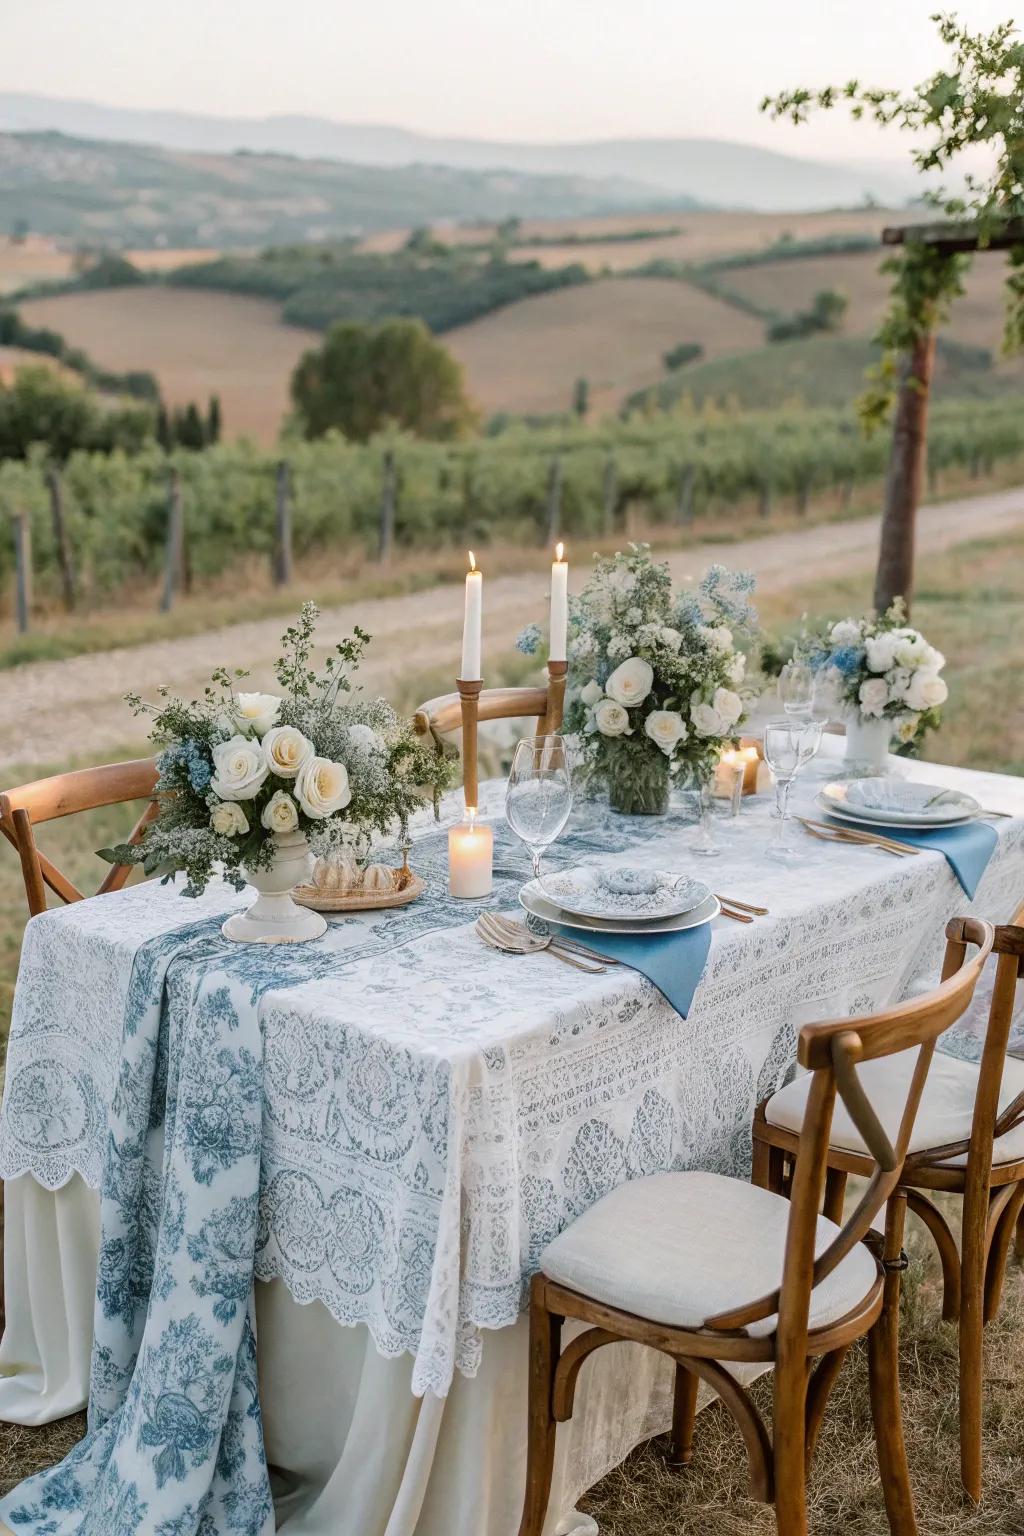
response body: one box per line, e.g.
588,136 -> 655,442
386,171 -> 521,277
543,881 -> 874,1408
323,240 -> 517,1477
762,11 -> 1024,612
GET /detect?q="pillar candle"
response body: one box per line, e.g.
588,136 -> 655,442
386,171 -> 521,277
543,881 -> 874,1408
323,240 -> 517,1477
461,552 -> 482,680
550,542 -> 569,663
448,811 -> 493,898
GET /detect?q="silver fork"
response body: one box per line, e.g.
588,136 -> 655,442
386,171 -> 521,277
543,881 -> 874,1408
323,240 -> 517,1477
501,912 -> 620,965
476,914 -> 606,972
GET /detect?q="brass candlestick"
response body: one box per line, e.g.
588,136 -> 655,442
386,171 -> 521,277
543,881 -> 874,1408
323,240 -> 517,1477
457,677 -> 482,811
541,660 -> 568,735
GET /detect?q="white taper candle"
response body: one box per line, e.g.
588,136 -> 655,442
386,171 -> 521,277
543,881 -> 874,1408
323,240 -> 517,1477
550,542 -> 568,663
461,551 -> 483,680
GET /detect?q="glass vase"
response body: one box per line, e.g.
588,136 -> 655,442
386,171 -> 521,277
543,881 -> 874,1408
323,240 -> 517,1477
606,751 -> 671,816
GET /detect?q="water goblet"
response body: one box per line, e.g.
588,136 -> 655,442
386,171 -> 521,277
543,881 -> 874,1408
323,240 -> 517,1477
778,660 -> 815,718
505,735 -> 572,888
763,717 -> 824,865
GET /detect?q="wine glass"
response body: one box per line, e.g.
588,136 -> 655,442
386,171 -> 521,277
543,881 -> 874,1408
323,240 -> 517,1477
778,660 -> 814,717
763,717 -> 824,864
505,736 -> 572,887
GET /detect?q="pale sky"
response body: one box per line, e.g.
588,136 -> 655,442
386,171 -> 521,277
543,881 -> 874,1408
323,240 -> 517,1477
2,0 -> 1019,157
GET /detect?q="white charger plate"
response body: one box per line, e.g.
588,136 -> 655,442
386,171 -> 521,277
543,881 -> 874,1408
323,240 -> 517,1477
520,881 -> 721,935
816,793 -> 976,832
824,777 -> 979,825
538,866 -> 711,922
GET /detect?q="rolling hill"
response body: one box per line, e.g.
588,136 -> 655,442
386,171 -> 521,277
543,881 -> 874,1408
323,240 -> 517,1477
0,130 -> 687,249
0,92 -> 920,212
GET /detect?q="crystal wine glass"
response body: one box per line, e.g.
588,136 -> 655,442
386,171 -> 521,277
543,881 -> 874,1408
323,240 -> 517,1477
778,660 -> 815,717
505,736 -> 572,887
763,717 -> 824,864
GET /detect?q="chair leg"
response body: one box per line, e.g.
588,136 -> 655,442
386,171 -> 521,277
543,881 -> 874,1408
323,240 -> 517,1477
822,1168 -> 848,1225
958,1180 -> 990,1503
666,1362 -> 699,1467
983,1183 -> 1024,1325
1015,1207 -> 1024,1268
772,1351 -> 809,1536
518,1278 -> 562,1536
868,1193 -> 917,1536
805,1346 -> 849,1466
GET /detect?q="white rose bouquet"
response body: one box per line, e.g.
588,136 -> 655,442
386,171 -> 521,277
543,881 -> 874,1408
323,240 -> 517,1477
804,599 -> 948,751
554,546 -> 756,814
102,603 -> 452,896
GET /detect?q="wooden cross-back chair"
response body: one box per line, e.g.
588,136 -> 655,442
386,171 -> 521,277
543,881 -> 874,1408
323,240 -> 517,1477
518,918 -> 993,1536
0,758 -> 159,919
755,903 -> 1024,1504
413,663 -> 566,810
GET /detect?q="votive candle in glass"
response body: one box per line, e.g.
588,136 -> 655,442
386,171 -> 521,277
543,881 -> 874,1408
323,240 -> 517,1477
448,810 -> 493,898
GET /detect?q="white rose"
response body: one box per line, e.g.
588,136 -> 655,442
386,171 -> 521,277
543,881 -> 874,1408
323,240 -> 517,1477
728,652 -> 747,686
580,680 -> 604,707
691,702 -> 725,737
262,725 -> 315,780
297,757 -> 352,819
234,691 -> 281,737
210,735 -> 269,801
893,633 -> 927,669
210,800 -> 249,837
859,677 -> 890,717
698,624 -> 733,654
904,671 -> 948,711
864,633 -> 899,673
712,687 -> 743,728
921,644 -> 945,673
829,619 -> 862,646
347,723 -> 382,753
605,657 -> 654,707
593,699 -> 632,737
644,709 -> 688,755
261,789 -> 300,833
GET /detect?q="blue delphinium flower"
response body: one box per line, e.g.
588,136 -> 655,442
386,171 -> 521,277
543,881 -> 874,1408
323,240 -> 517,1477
515,623 -> 542,656
830,645 -> 865,678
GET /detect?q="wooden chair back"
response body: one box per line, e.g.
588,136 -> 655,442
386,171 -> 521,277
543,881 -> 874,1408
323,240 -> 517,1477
413,666 -> 566,809
709,916 -> 994,1340
0,758 -> 159,918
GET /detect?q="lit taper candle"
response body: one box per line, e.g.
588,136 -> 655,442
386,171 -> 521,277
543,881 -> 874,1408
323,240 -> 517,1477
550,541 -> 568,663
461,551 -> 482,681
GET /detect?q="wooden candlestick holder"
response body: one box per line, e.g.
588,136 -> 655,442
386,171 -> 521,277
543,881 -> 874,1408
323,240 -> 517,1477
542,660 -> 568,735
457,678 -> 482,811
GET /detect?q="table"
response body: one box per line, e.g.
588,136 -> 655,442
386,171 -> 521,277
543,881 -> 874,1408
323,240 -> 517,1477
1,737 -> 1021,1534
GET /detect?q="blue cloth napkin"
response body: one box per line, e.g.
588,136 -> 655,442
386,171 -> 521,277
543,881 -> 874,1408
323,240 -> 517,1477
825,814 -> 998,898
553,919 -> 713,1018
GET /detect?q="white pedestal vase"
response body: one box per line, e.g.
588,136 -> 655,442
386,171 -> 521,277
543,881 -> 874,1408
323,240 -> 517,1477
222,830 -> 327,944
843,714 -> 893,775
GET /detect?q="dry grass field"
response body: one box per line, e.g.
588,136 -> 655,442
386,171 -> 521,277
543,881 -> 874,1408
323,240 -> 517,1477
18,287 -> 320,442
0,346 -> 77,385
446,275 -> 765,416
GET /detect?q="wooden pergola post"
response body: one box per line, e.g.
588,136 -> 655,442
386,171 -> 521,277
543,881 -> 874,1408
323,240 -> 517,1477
875,219 -> 1023,615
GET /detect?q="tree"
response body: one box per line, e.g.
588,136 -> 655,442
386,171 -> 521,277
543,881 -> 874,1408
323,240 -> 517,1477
156,402 -> 172,452
767,288 -> 849,341
206,394 -> 222,444
572,376 -> 589,419
290,318 -> 477,443
763,12 -> 1024,612
176,402 -> 206,451
0,366 -> 155,461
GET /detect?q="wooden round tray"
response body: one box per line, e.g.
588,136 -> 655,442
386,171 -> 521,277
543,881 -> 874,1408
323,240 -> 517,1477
292,872 -> 426,914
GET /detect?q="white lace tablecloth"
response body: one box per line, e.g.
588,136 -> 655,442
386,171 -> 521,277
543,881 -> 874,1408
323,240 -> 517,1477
2,738 -> 1022,1397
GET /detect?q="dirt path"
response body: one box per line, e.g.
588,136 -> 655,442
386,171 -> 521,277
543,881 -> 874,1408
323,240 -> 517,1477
5,485 -> 1022,772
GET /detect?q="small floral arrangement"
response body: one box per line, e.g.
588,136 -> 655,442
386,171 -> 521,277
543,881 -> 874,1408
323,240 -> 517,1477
103,603 -> 453,895
804,599 -> 948,748
520,546 -> 756,814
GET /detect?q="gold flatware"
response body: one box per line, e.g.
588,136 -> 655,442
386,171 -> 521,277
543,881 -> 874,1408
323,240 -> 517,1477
717,904 -> 754,924
715,894 -> 769,916
490,913 -> 620,965
798,817 -> 917,857
476,914 -> 606,973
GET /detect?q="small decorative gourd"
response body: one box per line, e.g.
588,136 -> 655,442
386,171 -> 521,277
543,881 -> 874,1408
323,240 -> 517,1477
361,863 -> 396,895
313,850 -> 361,893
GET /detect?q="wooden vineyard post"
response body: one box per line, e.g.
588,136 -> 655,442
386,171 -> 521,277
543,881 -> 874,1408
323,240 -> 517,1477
274,459 -> 293,586
46,465 -> 75,611
545,455 -> 563,546
160,467 -> 184,613
874,329 -> 936,614
758,477 -> 773,520
378,448 -> 397,564
12,511 -> 32,634
602,453 -> 618,536
676,463 -> 695,526
797,472 -> 812,516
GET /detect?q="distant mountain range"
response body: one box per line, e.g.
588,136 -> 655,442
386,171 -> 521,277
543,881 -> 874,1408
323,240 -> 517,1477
0,91 -> 919,213
0,130 -> 696,250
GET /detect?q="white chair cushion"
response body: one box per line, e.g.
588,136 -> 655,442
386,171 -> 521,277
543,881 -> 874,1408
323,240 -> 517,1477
539,1170 -> 877,1338
765,1050 -> 1024,1169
